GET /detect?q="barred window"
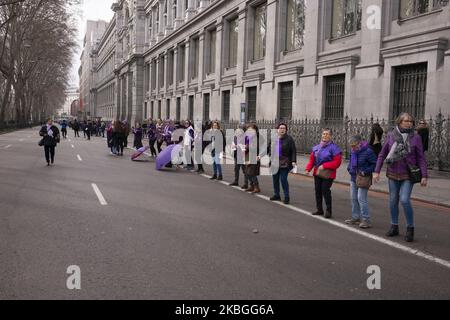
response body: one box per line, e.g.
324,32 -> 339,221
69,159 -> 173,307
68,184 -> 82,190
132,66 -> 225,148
253,4 -> 267,60
331,0 -> 362,39
286,0 -> 306,51
228,18 -> 239,68
400,0 -> 448,19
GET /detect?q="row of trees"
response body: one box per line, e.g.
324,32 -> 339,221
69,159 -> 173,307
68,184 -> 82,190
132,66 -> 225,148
0,0 -> 79,128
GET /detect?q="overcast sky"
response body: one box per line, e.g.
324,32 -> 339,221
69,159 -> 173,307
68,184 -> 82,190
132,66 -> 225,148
70,0 -> 115,87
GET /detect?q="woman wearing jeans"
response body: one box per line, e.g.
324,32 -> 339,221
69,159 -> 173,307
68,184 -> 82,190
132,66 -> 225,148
270,123 -> 297,205
345,135 -> 377,229
374,113 -> 428,242
209,121 -> 225,181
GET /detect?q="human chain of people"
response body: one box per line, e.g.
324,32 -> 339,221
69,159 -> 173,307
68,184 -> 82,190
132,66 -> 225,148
40,112 -> 429,244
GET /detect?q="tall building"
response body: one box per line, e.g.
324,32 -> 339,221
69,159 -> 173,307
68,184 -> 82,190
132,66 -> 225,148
58,87 -> 79,117
91,0 -> 450,124
80,20 -> 109,120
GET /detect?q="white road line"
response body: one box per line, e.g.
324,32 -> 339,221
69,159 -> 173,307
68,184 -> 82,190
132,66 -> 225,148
199,173 -> 450,270
19,139 -> 24,142
71,144 -> 75,149
77,155 -> 82,161
91,183 -> 108,206
4,145 -> 11,149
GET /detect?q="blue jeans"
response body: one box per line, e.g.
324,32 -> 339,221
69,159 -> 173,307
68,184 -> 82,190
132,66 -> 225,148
350,181 -> 370,222
273,168 -> 290,199
388,179 -> 415,227
213,154 -> 222,176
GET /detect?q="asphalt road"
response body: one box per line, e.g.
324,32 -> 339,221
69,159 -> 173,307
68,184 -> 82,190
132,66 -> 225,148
0,127 -> 449,300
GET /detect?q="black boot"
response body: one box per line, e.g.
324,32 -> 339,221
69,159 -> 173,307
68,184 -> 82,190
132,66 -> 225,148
324,210 -> 332,219
312,209 -> 324,216
405,227 -> 415,242
386,225 -> 399,237
210,175 -> 217,180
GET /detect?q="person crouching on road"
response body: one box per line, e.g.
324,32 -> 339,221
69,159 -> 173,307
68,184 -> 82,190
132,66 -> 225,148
345,135 -> 377,229
305,128 -> 342,219
39,118 -> 60,166
373,113 -> 428,242
270,122 -> 297,205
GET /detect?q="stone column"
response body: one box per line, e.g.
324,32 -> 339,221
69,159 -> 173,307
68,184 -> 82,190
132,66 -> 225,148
174,0 -> 184,29
185,0 -> 196,21
173,46 -> 179,87
198,31 -> 205,86
198,0 -> 209,13
298,0 -> 321,119
214,20 -> 223,84
155,59 -> 160,95
184,40 -> 190,90
163,52 -> 169,93
158,0 -> 165,41
165,0 -> 173,35
235,5 -> 247,88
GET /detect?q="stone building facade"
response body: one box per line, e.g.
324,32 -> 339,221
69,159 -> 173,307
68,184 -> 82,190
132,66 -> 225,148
90,0 -> 450,124
79,20 -> 108,119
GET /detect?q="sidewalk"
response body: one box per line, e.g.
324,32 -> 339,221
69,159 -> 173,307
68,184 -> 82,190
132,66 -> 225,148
293,154 -> 450,208
140,135 -> 450,208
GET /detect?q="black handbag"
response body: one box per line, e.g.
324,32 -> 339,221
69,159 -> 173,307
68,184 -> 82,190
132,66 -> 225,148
38,138 -> 44,146
407,163 -> 422,184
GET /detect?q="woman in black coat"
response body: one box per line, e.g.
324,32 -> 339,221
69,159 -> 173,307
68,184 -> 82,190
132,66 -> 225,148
369,123 -> 384,156
269,123 -> 297,205
39,118 -> 60,166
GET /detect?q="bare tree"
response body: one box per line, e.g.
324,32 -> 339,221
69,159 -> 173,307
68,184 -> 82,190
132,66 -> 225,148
0,0 -> 79,128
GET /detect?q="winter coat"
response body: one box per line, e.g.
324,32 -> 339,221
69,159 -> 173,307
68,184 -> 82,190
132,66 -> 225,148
375,131 -> 428,179
347,144 -> 377,183
306,142 -> 342,180
39,125 -> 60,147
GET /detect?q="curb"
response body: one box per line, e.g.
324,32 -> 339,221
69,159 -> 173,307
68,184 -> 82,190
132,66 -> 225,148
292,172 -> 450,210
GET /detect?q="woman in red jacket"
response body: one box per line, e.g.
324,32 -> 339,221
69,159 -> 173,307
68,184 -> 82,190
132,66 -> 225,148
305,128 -> 342,218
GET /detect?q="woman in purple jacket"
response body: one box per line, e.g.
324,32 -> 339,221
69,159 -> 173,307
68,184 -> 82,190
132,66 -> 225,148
374,113 -> 428,242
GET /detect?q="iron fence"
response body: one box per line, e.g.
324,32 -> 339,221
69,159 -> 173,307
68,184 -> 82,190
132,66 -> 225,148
221,113 -> 450,172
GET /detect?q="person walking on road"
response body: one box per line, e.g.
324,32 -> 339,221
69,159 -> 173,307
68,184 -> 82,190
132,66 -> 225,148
147,119 -> 158,157
345,135 -> 377,229
85,120 -> 93,141
269,123 -> 297,205
60,120 -> 68,139
39,119 -> 60,166
72,119 -> 80,138
373,113 -> 428,242
305,128 -> 342,219
133,123 -> 144,150
156,119 -> 164,153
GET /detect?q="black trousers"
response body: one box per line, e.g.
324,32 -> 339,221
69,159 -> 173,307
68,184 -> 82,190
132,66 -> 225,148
149,139 -> 157,156
74,130 -> 79,137
44,146 -> 55,163
234,163 -> 248,185
314,176 -> 334,212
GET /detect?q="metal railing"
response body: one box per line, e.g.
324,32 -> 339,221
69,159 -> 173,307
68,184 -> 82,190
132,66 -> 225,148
221,113 -> 450,172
